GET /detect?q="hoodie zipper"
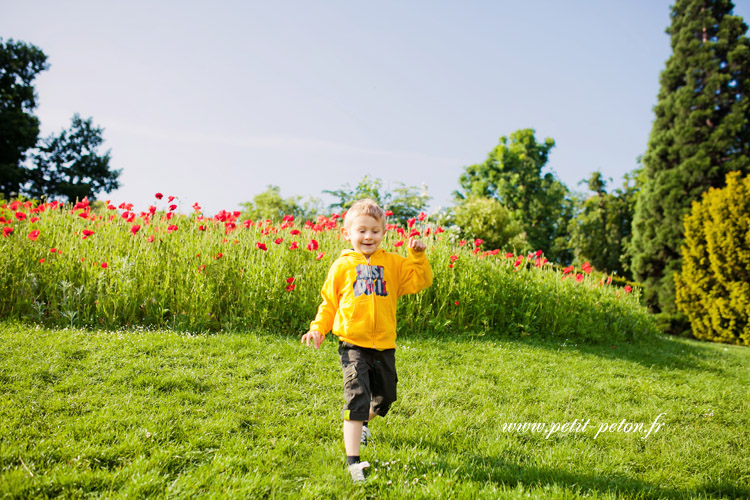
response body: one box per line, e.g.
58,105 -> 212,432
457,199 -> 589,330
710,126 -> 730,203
366,254 -> 377,348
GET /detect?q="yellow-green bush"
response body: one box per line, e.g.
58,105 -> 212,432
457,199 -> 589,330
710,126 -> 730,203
675,171 -> 750,346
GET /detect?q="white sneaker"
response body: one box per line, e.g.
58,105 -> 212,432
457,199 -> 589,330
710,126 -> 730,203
361,425 -> 371,446
348,461 -> 370,483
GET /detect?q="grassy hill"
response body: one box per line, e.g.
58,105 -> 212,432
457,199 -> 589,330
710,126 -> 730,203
1,323 -> 748,499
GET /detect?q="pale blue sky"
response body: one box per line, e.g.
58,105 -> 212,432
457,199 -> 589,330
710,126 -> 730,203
3,0 -> 749,215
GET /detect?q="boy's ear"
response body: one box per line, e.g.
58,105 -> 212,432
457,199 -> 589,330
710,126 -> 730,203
341,226 -> 350,241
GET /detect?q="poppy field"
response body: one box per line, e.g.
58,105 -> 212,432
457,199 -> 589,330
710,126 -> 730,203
0,195 -> 654,343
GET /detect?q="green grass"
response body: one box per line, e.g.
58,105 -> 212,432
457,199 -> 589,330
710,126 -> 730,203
1,322 -> 748,499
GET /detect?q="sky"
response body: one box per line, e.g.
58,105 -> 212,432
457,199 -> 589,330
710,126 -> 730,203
3,0 -> 750,216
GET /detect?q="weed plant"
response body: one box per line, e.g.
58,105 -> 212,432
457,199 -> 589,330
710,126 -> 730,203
0,197 -> 654,343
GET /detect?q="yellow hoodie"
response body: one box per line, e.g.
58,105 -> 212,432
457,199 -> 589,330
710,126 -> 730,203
309,247 -> 433,349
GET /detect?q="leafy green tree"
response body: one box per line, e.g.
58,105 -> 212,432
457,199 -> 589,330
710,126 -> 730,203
453,197 -> 528,252
456,129 -> 574,263
26,114 -> 119,202
630,0 -> 750,323
569,172 -> 636,279
240,185 -> 307,222
325,175 -> 430,226
0,38 -> 48,198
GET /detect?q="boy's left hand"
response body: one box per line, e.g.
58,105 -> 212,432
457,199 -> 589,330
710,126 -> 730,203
408,236 -> 426,252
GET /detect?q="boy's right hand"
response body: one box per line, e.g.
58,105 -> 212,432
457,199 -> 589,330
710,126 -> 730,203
301,330 -> 324,349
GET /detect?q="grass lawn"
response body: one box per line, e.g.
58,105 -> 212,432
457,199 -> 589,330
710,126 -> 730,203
1,322 -> 748,499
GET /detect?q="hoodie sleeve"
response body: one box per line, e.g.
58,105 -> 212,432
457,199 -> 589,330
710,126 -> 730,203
398,248 -> 433,297
309,260 -> 342,335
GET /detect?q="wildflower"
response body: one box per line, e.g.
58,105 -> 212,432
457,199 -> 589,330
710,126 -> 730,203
169,204 -> 177,212
307,239 -> 319,251
409,230 -> 420,238
606,276 -> 613,285
50,248 -> 57,253
101,262 -> 108,269
147,236 -> 155,243
459,240 -> 466,246
199,225 -> 207,231
289,241 -> 299,250
286,277 -> 295,284
450,255 -> 459,263
394,241 -> 404,247
562,265 -> 574,275
216,252 -> 223,259
435,226 -> 445,234
2,227 -> 13,237
384,210 -> 394,217
15,212 -> 27,221
30,216 -> 39,223
624,285 -> 632,293
575,274 -> 584,282
407,217 -> 416,228
155,193 -> 163,199
168,196 -> 175,203
193,202 -> 202,212
474,238 -> 484,247
455,301 -> 459,306
256,242 -> 268,251
286,283 -> 296,292
131,224 -> 141,235
274,237 -> 283,245
418,212 -> 427,221
316,252 -> 325,260
39,258 -> 45,263
28,229 -> 40,241
582,262 -> 592,274
167,225 -> 178,233
290,229 -> 300,236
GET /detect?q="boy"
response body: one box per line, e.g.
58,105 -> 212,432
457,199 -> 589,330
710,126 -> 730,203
301,199 -> 433,483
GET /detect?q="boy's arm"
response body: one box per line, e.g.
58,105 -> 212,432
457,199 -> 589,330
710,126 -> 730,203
308,262 -> 341,338
398,238 -> 433,296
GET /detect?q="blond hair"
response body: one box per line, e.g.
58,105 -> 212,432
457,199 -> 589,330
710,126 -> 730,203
343,199 -> 385,228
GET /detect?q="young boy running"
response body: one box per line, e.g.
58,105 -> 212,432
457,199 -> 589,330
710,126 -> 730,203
301,199 -> 433,483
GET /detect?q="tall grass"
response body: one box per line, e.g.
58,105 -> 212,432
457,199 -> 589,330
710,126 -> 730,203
0,197 -> 655,342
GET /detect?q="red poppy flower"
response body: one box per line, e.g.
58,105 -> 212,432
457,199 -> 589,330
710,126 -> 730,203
147,235 -> 155,243
274,237 -> 283,245
562,265 -> 574,275
394,241 -> 404,247
385,210 -> 394,217
101,262 -> 108,269
155,193 -> 163,199
199,225 -> 207,231
168,196 -> 175,203
15,212 -> 27,221
256,242 -> 268,251
436,226 -> 445,234
167,225 -> 178,233
131,224 -> 141,235
448,264 -> 453,268
39,258 -> 45,264
459,240 -> 466,246
28,229 -> 40,241
450,255 -> 459,263
624,285 -> 632,293
30,216 -> 39,223
290,229 -> 300,235
169,204 -> 177,212
289,241 -> 299,250
50,248 -> 57,253
474,238 -> 484,247
581,262 -> 592,274
409,230 -> 420,238
575,274 -> 584,282
407,218 -> 416,228
307,239 -> 319,251
286,276 -> 295,284
286,283 -> 296,292
316,252 -> 325,260
454,301 -> 459,306
216,252 -> 223,259
2,227 -> 13,237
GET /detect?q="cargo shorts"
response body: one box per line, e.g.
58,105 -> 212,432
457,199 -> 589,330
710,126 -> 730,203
338,341 -> 397,421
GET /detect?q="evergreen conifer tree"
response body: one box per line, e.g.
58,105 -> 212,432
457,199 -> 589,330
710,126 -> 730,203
630,0 -> 750,329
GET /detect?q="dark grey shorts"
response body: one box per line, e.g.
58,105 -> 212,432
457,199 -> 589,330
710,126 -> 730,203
338,341 -> 397,421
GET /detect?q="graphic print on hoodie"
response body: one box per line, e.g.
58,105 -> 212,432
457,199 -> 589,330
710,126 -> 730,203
353,264 -> 389,298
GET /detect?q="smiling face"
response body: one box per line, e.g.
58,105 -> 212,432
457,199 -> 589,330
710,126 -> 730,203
342,214 -> 384,257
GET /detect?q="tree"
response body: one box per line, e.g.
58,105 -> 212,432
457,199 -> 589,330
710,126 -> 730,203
629,0 -> 750,325
675,171 -> 750,346
325,175 -> 430,226
239,185 -> 315,222
453,197 -> 528,252
456,129 -> 574,263
0,38 -> 48,198
568,172 -> 636,279
26,114 -> 119,202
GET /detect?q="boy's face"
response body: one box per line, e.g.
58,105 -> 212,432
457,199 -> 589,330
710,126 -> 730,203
342,214 -> 384,257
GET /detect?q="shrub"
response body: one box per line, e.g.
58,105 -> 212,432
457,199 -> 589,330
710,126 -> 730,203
452,197 -> 528,253
675,171 -> 750,346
